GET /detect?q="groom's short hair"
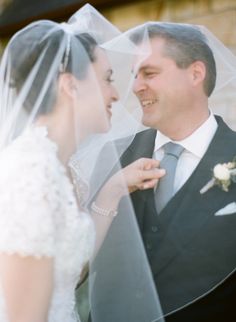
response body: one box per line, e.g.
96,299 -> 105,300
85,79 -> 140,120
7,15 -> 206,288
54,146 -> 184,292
131,23 -> 216,97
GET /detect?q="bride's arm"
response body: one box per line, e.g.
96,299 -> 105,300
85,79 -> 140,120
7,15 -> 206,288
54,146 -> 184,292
91,158 -> 165,256
0,254 -> 53,322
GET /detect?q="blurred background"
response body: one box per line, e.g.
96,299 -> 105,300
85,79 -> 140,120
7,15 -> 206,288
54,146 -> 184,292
0,1 -> 236,320
1,0 -> 236,53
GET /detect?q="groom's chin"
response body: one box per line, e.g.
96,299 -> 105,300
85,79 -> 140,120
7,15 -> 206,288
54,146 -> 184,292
141,115 -> 154,128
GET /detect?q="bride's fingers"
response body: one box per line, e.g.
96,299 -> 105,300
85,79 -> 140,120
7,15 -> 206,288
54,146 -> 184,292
139,168 -> 166,182
137,178 -> 159,190
136,169 -> 166,190
138,158 -> 160,170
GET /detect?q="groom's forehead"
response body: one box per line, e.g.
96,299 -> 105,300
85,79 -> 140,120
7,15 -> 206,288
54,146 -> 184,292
135,36 -> 167,57
131,38 -> 168,72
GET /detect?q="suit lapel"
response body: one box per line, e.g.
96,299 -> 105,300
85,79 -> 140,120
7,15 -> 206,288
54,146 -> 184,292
121,128 -> 156,203
152,117 -> 236,275
121,128 -> 156,164
120,129 -> 157,228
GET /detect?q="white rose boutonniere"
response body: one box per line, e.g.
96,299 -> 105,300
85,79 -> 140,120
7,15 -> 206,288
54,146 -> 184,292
213,164 -> 231,181
200,158 -> 236,194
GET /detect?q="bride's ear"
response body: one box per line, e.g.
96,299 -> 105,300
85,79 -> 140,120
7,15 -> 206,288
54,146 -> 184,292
58,73 -> 79,98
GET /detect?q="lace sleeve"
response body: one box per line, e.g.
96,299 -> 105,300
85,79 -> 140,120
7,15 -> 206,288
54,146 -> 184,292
0,140 -> 61,258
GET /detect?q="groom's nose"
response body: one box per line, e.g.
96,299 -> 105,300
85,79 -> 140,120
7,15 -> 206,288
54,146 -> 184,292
132,74 -> 146,95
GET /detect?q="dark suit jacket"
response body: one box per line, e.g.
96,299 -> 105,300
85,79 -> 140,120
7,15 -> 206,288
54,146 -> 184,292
89,116 -> 236,322
119,115 -> 236,322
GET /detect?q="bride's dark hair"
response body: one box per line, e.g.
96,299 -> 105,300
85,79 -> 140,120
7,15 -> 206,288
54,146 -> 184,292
7,20 -> 98,114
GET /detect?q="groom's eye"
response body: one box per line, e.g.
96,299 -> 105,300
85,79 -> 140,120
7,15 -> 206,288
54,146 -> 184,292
144,71 -> 158,77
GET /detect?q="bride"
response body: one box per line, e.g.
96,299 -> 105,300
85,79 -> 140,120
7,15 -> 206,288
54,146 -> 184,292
0,5 -> 164,322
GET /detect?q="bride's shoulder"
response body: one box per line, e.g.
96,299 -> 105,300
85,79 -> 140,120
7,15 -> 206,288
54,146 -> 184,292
0,126 -> 59,175
0,126 -> 64,257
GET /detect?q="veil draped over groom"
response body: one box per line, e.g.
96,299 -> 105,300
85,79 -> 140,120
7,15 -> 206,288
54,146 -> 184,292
82,20 -> 236,322
67,5 -> 165,322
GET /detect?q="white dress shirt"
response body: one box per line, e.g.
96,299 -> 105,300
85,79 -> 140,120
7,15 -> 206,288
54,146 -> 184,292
154,112 -> 218,194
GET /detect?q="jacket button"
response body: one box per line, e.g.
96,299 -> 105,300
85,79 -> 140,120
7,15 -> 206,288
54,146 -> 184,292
151,226 -> 158,232
146,241 -> 152,250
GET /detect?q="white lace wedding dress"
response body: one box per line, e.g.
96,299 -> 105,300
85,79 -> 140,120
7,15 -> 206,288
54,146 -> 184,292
0,126 -> 95,322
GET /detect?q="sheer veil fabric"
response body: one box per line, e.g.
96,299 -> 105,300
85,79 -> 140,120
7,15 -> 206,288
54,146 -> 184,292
0,4 -> 164,322
68,7 -> 165,322
116,21 -> 236,317
4,5 -> 236,321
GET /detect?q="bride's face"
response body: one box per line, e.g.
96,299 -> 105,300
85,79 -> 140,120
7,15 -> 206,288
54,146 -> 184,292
75,47 -> 119,136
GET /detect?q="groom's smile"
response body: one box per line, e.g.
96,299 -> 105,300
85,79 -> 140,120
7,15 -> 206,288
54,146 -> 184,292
140,99 -> 158,108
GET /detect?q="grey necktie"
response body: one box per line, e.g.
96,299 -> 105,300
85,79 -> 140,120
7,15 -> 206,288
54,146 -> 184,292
155,142 -> 184,213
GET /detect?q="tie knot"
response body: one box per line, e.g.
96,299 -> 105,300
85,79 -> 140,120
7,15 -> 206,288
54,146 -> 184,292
163,142 -> 184,159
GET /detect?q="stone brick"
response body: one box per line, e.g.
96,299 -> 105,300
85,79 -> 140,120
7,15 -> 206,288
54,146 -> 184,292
0,37 -> 8,56
0,0 -> 11,15
102,0 -> 159,31
211,0 -> 236,12
193,0 -> 211,16
0,42 -> 3,57
185,10 -> 236,47
170,0 -> 195,21
158,1 -> 172,22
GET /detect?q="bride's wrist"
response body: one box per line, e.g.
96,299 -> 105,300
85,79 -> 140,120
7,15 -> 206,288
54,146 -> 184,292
91,201 -> 118,218
95,184 -> 122,208
94,177 -> 124,211
103,174 -> 126,200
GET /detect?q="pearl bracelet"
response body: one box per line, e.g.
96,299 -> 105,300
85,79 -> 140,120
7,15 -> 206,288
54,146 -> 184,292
91,201 -> 118,218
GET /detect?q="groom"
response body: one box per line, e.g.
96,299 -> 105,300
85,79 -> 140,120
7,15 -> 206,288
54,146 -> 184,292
118,23 -> 236,322
87,23 -> 236,322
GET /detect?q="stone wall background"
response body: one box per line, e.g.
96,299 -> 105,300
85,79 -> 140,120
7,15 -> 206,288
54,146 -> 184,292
102,0 -> 236,52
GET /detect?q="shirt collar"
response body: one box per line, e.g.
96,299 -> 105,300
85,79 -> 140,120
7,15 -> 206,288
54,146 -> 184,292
154,112 -> 218,158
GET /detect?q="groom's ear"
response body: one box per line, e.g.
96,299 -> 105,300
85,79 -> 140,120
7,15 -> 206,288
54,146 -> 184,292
189,61 -> 206,87
58,73 -> 79,98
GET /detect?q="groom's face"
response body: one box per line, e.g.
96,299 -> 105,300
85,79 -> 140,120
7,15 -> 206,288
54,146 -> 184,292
133,37 -> 194,131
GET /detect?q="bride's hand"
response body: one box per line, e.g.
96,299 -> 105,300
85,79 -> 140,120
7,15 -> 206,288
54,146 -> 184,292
106,158 -> 166,198
93,158 -> 165,221
124,158 -> 165,193
91,158 -> 165,254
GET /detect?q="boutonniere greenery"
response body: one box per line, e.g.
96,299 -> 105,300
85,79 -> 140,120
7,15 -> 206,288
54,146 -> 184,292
200,158 -> 236,194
